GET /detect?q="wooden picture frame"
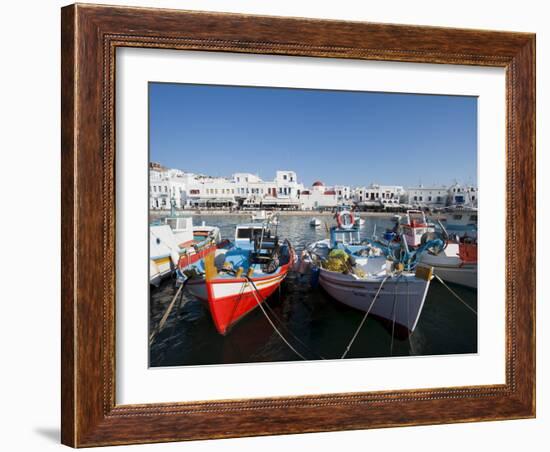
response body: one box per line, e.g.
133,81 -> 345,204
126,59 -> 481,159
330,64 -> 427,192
61,3 -> 535,447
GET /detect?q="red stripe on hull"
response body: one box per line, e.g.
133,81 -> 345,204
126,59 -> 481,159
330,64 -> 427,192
187,247 -> 295,335
190,260 -> 291,335
207,280 -> 283,335
177,240 -> 229,270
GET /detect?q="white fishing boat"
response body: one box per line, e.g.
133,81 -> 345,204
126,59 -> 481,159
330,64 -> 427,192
250,210 -> 267,222
149,214 -> 224,286
266,211 -> 279,225
309,217 -> 322,227
354,215 -> 366,227
307,210 -> 440,335
387,210 -> 435,248
419,240 -> 477,289
431,206 -> 478,232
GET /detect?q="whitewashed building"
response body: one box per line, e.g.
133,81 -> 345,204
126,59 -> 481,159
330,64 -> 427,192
447,183 -> 478,207
353,184 -> 405,208
406,186 -> 449,208
299,181 -> 339,210
149,164 -> 189,210
186,176 -> 237,208
333,185 -> 352,204
406,183 -> 477,208
184,170 -> 304,209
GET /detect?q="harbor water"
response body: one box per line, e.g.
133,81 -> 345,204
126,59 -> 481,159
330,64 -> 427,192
149,214 -> 477,367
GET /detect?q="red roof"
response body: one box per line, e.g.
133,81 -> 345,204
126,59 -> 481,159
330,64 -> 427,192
312,181 -> 324,187
301,190 -> 311,195
324,190 -> 336,195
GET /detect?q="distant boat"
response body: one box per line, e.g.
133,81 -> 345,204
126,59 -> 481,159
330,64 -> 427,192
309,217 -> 321,227
418,221 -> 478,289
419,240 -> 477,289
354,215 -> 365,227
186,222 -> 295,335
266,211 -> 279,225
250,210 -> 267,222
149,215 -> 223,286
307,210 -> 442,335
431,206 -> 478,233
385,210 -> 435,249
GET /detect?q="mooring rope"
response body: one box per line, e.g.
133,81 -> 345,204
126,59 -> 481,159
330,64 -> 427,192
256,280 -> 326,360
341,274 -> 391,359
220,263 -> 324,360
244,276 -> 308,360
149,278 -> 188,345
434,274 -> 477,315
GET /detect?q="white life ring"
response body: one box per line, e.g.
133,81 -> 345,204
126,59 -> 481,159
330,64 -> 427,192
336,210 -> 355,229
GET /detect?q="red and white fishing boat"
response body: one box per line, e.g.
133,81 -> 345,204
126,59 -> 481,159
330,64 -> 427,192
384,210 -> 435,249
186,223 -> 295,335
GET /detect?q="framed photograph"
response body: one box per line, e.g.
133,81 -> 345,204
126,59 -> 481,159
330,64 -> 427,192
61,3 -> 535,447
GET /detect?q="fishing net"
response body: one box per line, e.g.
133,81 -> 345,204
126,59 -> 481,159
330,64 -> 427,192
322,249 -> 350,273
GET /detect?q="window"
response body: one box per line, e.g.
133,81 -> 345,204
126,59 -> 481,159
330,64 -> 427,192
236,228 -> 252,239
419,196 -> 423,201
428,196 -> 432,201
413,196 -> 418,201
283,174 -> 287,180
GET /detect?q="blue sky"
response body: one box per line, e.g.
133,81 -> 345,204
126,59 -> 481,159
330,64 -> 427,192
149,83 -> 477,187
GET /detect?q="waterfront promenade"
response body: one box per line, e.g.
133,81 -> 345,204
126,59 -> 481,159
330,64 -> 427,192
149,209 -> 399,218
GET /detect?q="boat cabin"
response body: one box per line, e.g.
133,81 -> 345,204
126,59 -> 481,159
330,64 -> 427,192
234,223 -> 273,250
163,216 -> 194,247
329,226 -> 362,249
397,210 -> 435,248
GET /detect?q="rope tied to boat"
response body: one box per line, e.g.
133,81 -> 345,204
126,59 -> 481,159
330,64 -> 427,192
243,275 -> 325,361
434,274 -> 477,315
340,273 -> 391,359
149,277 -> 189,346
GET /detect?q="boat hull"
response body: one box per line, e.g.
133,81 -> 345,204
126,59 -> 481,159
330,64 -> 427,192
319,269 -> 430,333
419,244 -> 477,289
430,264 -> 477,288
187,265 -> 291,335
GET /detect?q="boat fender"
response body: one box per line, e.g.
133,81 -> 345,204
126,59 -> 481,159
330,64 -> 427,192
310,266 -> 320,288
